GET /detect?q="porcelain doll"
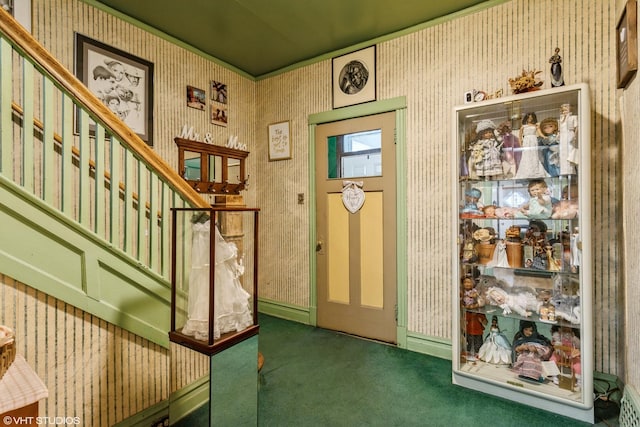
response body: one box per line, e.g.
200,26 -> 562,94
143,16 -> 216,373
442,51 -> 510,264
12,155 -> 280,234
478,316 -> 512,364
461,187 -> 484,217
469,119 -> 503,178
517,180 -> 552,219
537,117 -> 560,176
496,121 -> 521,178
552,182 -> 579,219
549,326 -> 581,386
515,113 -> 549,179
461,277 -> 487,360
512,321 -> 553,382
559,103 -> 579,174
484,286 -> 541,317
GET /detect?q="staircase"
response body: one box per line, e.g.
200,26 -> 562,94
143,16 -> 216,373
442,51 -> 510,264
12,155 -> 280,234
0,8 -> 209,425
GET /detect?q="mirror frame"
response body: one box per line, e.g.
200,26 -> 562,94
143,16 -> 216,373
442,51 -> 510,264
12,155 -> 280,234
175,137 -> 249,194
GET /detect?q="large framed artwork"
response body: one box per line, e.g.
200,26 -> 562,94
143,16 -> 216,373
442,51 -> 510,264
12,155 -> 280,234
332,46 -> 376,109
75,33 -> 155,145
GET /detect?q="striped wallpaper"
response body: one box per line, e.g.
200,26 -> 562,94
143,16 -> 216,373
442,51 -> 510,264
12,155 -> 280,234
256,0 -> 623,376
0,0 -> 634,423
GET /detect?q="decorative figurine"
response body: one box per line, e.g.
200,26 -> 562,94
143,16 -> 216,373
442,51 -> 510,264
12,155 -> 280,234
549,47 -> 565,87
469,120 -> 503,178
558,103 -> 579,174
511,321 -> 553,382
515,113 -> 549,179
488,239 -> 510,268
537,117 -> 561,176
508,69 -> 543,94
496,121 -> 521,178
478,316 -> 512,364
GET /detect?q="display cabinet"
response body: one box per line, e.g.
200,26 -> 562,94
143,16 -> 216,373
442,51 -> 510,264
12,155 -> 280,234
451,84 -> 593,422
169,206 -> 259,355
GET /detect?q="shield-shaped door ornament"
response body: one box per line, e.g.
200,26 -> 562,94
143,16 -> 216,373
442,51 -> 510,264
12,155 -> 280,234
341,180 -> 365,213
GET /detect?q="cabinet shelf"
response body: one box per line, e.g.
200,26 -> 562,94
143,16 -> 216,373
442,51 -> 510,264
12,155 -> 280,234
452,84 -> 593,422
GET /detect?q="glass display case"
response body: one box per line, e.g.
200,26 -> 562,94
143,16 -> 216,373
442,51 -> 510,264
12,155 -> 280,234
451,84 -> 593,422
169,206 -> 259,355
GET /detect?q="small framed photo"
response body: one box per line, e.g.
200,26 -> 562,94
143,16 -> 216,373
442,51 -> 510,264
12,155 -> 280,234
210,80 -> 227,104
75,33 -> 154,145
211,104 -> 228,127
332,46 -> 376,109
616,0 -> 638,88
187,85 -> 206,110
267,121 -> 291,161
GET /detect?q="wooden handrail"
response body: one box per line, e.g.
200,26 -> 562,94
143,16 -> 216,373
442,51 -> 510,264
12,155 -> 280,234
0,7 -> 209,209
10,101 -> 158,216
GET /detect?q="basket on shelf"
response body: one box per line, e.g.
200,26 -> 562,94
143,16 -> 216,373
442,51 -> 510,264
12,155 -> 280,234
0,325 -> 16,381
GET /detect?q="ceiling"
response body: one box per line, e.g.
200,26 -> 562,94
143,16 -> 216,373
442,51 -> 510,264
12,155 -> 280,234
95,0 -> 489,78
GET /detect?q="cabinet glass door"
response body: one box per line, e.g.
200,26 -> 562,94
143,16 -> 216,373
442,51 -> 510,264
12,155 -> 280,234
452,84 -> 592,423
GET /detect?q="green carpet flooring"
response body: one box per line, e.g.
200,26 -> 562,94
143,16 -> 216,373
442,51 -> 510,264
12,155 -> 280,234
177,314 -> 594,426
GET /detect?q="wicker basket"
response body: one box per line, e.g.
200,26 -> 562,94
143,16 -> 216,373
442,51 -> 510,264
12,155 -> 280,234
0,325 -> 16,381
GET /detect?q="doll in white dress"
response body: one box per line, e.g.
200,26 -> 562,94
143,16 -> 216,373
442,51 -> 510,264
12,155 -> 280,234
515,113 -> 549,179
182,216 -> 253,341
559,103 -> 578,174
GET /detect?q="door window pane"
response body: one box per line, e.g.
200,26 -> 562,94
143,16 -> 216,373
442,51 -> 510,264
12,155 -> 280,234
327,130 -> 382,178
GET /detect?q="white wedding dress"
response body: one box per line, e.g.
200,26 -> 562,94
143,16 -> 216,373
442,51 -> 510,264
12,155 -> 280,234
182,220 -> 253,341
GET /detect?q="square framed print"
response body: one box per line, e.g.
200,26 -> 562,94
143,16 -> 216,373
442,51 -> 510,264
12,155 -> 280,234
268,121 -> 291,161
74,33 -> 154,145
616,0 -> 638,88
332,46 -> 376,109
187,85 -> 206,110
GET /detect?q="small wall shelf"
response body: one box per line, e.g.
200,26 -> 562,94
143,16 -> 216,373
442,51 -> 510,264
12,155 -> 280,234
175,137 -> 249,194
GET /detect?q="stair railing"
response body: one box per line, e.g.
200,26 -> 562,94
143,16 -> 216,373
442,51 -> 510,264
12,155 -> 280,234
0,8 -> 208,280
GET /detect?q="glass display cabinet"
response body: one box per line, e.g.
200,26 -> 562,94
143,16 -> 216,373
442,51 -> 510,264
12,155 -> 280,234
169,206 -> 259,355
451,84 -> 593,422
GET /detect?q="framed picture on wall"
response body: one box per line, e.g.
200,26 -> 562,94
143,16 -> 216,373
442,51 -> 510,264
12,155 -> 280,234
616,0 -> 638,88
332,46 -> 376,109
187,85 -> 206,110
74,33 -> 154,145
268,121 -> 291,161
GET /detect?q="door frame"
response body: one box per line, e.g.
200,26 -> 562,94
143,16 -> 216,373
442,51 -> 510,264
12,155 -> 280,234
307,96 -> 408,348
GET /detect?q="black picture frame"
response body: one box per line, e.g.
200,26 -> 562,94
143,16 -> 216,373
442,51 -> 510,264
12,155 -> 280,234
332,46 -> 376,109
616,0 -> 638,89
74,33 -> 154,145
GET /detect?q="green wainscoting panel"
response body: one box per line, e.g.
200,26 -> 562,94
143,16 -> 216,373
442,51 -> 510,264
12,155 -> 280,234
0,176 -> 172,347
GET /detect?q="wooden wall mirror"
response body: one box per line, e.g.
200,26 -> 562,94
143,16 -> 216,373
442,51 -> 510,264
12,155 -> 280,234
175,137 -> 249,194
